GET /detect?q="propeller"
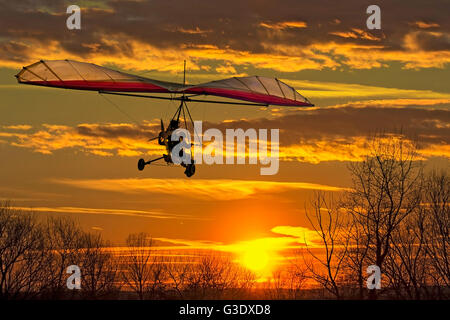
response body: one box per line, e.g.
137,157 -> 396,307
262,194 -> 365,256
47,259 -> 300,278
148,119 -> 165,143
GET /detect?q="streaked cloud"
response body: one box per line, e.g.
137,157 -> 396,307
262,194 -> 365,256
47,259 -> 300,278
271,225 -> 323,246
2,124 -> 32,130
285,80 -> 450,100
15,205 -> 204,220
169,26 -> 212,35
52,177 -> 347,200
152,237 -> 222,249
329,28 -> 383,41
318,98 -> 450,109
154,225 -> 323,259
409,21 -> 440,29
151,224 -> 325,271
259,21 -> 307,30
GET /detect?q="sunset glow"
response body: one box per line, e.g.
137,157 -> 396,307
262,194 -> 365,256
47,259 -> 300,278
241,247 -> 270,272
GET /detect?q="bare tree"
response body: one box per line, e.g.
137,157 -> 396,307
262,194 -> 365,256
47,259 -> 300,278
165,253 -> 192,299
423,170 -> 449,297
304,192 -> 348,299
43,216 -> 84,299
382,170 -> 448,299
384,208 -> 429,299
0,202 -> 49,299
264,269 -> 287,299
264,262 -> 308,299
148,253 -> 167,299
181,251 -> 254,299
286,261 -> 308,299
78,232 -> 120,299
342,214 -> 371,299
346,134 -> 423,299
122,233 -> 163,299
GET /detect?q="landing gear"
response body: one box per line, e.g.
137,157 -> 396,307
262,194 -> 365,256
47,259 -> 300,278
184,163 -> 195,178
138,156 -> 196,177
138,158 -> 146,171
138,98 -> 197,177
137,156 -> 164,171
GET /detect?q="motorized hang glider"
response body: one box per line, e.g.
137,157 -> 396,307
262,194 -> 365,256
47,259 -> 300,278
16,59 -> 314,177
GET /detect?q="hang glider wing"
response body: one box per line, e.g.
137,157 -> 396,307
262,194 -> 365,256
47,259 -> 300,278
16,60 -> 313,106
15,60 -> 183,93
185,76 -> 312,106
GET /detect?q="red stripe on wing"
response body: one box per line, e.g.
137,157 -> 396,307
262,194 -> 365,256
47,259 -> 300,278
185,87 -> 313,106
20,80 -> 171,93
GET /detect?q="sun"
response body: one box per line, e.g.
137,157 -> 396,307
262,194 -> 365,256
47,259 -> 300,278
241,247 -> 270,272
233,238 -> 281,275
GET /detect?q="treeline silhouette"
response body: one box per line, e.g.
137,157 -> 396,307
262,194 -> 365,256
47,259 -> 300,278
0,206 -> 256,300
0,133 -> 448,300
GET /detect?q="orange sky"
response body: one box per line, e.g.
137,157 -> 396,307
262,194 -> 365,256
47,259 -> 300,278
0,0 -> 449,275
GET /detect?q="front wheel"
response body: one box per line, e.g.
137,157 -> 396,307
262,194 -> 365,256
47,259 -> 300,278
158,132 -> 165,145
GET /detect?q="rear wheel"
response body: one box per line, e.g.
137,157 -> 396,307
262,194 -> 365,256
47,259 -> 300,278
184,164 -> 195,177
138,158 -> 146,171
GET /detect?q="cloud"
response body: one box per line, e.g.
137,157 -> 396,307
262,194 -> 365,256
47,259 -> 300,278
329,28 -> 383,41
2,124 -> 32,130
52,177 -> 347,200
151,224 -> 325,268
153,226 -> 322,257
15,205 -> 203,220
410,21 -> 440,29
151,237 -> 222,249
329,31 -> 359,39
404,31 -> 450,52
167,26 -> 212,35
271,225 -> 322,246
205,101 -> 450,162
285,80 -> 450,100
0,121 -> 164,156
320,98 -> 450,109
259,21 -> 307,30
1,97 -> 449,163
0,0 -> 449,71
215,62 -> 238,74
